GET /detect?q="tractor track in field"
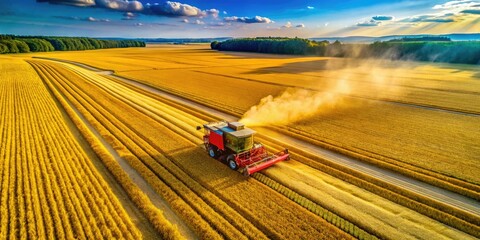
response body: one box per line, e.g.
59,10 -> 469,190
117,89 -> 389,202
29,61 -> 198,240
38,57 -> 480,237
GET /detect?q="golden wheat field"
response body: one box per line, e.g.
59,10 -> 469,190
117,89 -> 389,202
2,44 -> 479,239
29,58 -> 352,239
34,45 -> 480,187
0,57 -> 143,239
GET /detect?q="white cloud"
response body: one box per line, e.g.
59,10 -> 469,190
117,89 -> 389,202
432,0 -> 480,15
54,15 -> 110,22
206,9 -> 220,18
224,16 -> 273,24
96,0 -> 143,12
307,6 -> 314,10
146,1 -> 207,17
42,0 -> 221,18
296,23 -> 305,28
356,19 -> 381,26
282,21 -> 292,28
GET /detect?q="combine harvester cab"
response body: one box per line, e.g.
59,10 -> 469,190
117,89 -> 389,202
197,121 -> 289,176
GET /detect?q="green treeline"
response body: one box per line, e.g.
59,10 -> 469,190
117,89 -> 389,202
211,37 -> 480,64
0,35 -> 145,54
211,37 -> 331,55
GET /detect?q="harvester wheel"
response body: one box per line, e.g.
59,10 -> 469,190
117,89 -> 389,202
227,155 -> 238,170
208,146 -> 218,159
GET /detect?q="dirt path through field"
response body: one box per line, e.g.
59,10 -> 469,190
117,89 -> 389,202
36,60 -> 198,239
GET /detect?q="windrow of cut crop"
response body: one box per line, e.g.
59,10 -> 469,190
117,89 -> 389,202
29,60 -> 187,240
1,59 -> 142,239
30,64 -> 142,239
41,59 -> 352,240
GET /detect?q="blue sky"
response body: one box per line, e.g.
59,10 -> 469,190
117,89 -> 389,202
0,0 -> 479,38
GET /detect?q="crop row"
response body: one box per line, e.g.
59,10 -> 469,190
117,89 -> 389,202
37,60 -> 350,239
29,61 -> 183,240
1,59 -> 141,239
108,54 -> 479,196
124,77 -> 478,238
33,49 -> 480,237
87,64 -> 368,239
61,61 -> 270,239
114,65 -> 480,238
122,63 -> 480,237
31,60 -> 268,239
104,67 -> 478,239
101,72 -> 382,239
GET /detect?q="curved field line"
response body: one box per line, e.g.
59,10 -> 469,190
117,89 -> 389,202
29,61 -> 191,240
0,59 -> 142,239
38,59 -> 480,239
56,57 -> 478,236
37,59 -> 352,240
33,60 -> 264,240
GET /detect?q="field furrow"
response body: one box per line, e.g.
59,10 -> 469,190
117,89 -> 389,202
0,58 -> 142,239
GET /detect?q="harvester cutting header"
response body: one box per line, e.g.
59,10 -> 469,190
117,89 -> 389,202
197,120 -> 289,175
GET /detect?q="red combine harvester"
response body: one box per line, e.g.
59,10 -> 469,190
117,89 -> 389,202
197,120 -> 289,175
